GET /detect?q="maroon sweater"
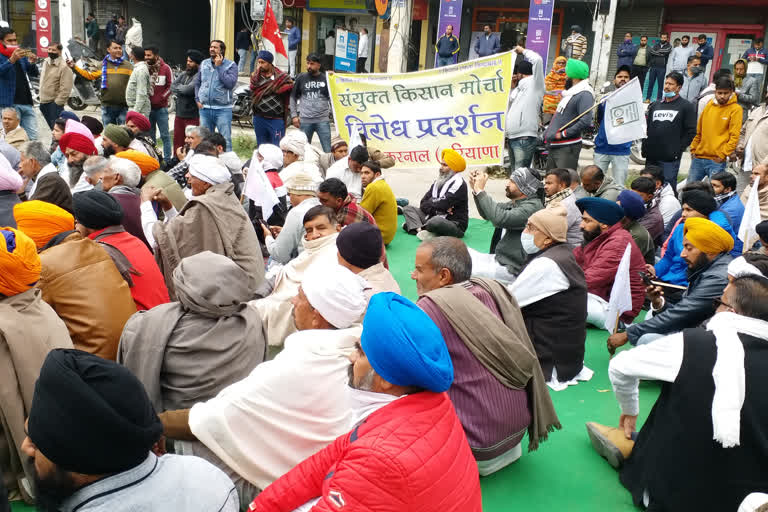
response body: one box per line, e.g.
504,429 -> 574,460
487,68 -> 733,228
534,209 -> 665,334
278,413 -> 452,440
110,190 -> 150,249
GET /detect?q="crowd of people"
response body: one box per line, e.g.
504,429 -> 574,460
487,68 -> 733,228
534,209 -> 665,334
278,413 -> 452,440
1,17 -> 768,512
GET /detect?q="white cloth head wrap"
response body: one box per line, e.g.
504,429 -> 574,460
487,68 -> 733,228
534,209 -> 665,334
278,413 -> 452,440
257,144 -> 284,171
727,256 -> 763,278
188,154 -> 231,185
301,264 -> 368,329
0,153 -> 21,192
279,130 -> 308,158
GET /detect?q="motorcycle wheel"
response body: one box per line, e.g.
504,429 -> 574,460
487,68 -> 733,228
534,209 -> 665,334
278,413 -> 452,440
68,96 -> 86,111
630,140 -> 645,165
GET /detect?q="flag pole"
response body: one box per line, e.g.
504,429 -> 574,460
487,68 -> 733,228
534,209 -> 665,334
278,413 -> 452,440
557,102 -> 600,132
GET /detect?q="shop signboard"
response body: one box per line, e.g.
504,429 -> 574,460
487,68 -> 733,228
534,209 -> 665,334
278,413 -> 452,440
35,0 -> 52,57
335,29 -> 359,72
307,0 -> 368,12
526,0 -> 554,68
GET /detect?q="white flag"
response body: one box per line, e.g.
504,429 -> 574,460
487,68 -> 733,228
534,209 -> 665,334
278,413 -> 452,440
738,175 -> 761,253
347,120 -> 363,151
605,243 -> 634,334
243,149 -> 280,222
604,77 -> 647,145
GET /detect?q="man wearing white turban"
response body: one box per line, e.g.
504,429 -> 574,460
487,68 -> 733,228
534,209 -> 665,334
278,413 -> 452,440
140,153 -> 264,300
0,153 -> 22,227
262,172 -> 320,265
157,262 -> 369,509
279,130 -> 322,184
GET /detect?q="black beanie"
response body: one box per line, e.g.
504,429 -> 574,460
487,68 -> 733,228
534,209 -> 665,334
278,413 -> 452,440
73,190 -> 124,229
682,189 -> 717,217
28,349 -> 163,475
336,222 -> 383,269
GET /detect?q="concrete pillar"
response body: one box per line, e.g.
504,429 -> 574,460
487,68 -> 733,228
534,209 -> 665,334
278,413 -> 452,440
386,0 -> 412,73
417,3 -> 429,71
300,11 -> 317,69
210,0 -> 235,60
59,0 -> 84,46
374,16 -> 385,72
589,0 -> 618,89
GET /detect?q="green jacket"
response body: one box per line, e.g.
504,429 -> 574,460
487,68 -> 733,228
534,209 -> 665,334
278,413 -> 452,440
473,192 -> 543,275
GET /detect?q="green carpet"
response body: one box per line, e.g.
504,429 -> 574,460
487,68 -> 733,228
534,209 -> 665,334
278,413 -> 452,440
10,217 -> 658,512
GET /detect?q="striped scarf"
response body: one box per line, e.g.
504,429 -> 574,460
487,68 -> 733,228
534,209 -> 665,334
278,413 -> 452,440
101,54 -> 125,89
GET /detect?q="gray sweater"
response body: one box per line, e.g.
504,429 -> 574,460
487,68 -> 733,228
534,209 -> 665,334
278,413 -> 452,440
290,71 -> 331,123
679,70 -> 707,103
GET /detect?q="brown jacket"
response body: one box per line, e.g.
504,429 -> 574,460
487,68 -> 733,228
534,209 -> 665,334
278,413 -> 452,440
39,56 -> 75,106
0,288 -> 73,501
38,232 -> 137,360
738,105 -> 768,166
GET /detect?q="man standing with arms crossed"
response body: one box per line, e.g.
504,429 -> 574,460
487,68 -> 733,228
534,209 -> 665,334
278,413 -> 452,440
194,40 -> 238,151
645,33 -> 672,102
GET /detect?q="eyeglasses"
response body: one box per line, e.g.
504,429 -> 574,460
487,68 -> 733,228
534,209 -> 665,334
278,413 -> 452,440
713,297 -> 734,311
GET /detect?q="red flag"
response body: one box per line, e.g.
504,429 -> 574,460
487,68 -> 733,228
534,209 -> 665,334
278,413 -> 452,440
263,0 -> 288,59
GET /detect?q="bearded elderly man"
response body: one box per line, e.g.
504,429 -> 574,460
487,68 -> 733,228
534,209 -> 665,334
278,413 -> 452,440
336,222 -> 400,301
0,228 -> 72,504
608,217 -> 733,350
158,265 -> 367,508
402,148 -> 469,239
73,190 -> 170,311
141,153 -> 263,300
22,349 -> 238,511
469,166 -> 544,283
510,207 -> 588,385
252,205 -> 342,348
119,251 -> 266,414
13,201 -> 136,360
413,237 -> 560,475
250,292 -> 482,512
574,197 -> 646,330
587,275 -> 768,511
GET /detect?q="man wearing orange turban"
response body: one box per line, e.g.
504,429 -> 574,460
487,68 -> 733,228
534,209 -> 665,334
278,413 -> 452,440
13,201 -> 136,360
116,149 -> 187,211
0,227 -> 73,501
13,200 -> 75,249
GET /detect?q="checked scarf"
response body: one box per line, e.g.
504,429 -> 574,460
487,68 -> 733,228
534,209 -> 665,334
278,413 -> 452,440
101,54 -> 125,89
250,66 -> 293,118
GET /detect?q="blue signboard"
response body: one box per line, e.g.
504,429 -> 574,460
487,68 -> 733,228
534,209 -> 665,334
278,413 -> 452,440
334,29 -> 359,72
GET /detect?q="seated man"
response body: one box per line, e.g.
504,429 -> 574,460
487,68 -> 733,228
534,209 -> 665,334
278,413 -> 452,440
588,275 -> 768,511
569,168 -> 588,199
609,217 -> 733,349
118,149 -> 187,211
617,190 -> 656,265
13,201 -> 136,360
279,130 -> 322,184
336,222 -> 400,301
159,265 -> 367,507
580,165 -> 624,202
167,125 -> 211,186
574,197 -> 645,330
711,170 -> 745,232
359,160 -> 397,245
469,166 -> 544,282
22,349 -> 238,511
414,237 -> 560,474
629,176 -> 665,246
0,228 -> 72,504
249,292 -> 483,511
19,141 -> 72,212
543,168 -> 582,247
317,177 -> 376,227
101,123 -> 135,157
204,132 -> 245,197
261,173 -> 320,265
510,207 -> 588,383
141,153 -> 264,300
73,190 -> 170,311
325,145 -> 368,200
638,165 -> 681,229
741,164 -> 768,221
252,205 -> 342,347
402,149 -> 468,239
100,155 -> 149,246
125,111 -> 163,162
249,143 -> 287,227
2,108 -> 28,149
311,135 -> 348,176
119,251 -> 266,413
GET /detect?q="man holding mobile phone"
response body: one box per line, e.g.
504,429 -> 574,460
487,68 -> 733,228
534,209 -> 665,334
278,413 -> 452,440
0,26 -> 39,141
194,40 -> 238,151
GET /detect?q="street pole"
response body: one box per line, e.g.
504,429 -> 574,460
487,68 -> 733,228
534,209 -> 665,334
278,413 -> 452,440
589,0 -> 618,88
387,0 -> 413,73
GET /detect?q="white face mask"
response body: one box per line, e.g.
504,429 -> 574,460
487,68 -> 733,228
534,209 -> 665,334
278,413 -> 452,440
520,232 -> 540,254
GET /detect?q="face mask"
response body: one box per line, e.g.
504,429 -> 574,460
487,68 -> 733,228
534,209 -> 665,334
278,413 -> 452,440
690,66 -> 702,74
663,91 -> 676,99
520,232 -> 540,254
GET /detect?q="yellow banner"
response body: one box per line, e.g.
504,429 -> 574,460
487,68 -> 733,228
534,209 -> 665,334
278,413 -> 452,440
328,52 -> 514,169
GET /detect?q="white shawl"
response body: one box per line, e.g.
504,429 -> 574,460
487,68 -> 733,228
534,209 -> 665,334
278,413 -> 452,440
556,78 -> 595,113
706,311 -> 768,447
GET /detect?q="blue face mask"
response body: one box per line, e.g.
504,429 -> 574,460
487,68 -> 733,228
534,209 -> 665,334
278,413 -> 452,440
520,232 -> 540,254
663,91 -> 677,99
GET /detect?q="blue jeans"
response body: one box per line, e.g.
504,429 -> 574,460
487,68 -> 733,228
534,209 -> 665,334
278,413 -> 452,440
39,102 -> 64,129
250,50 -> 258,74
507,136 -> 537,173
150,107 -> 172,161
253,115 -> 285,146
594,152 -> 630,188
437,56 -> 454,67
200,107 -> 233,151
102,105 -> 127,127
237,49 -> 247,73
300,121 -> 332,152
648,159 -> 682,192
646,66 -> 665,101
14,104 -> 38,140
688,157 -> 726,182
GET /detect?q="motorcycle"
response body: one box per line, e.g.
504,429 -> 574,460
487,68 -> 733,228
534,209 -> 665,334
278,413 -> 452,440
232,82 -> 253,128
66,39 -> 101,110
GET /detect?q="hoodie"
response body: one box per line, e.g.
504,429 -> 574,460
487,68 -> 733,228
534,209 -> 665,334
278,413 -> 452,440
505,49 -> 544,139
690,93 -> 742,161
679,66 -> 707,103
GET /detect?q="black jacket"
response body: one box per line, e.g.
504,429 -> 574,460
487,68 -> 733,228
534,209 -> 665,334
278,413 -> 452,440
419,175 -> 468,232
171,70 -> 200,119
643,95 -> 697,162
648,41 -> 672,68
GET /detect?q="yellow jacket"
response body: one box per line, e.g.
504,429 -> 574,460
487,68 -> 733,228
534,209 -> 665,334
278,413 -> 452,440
690,94 -> 742,160
360,177 -> 397,245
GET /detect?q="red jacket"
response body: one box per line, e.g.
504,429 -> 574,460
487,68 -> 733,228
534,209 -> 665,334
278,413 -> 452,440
573,222 -> 646,323
88,228 -> 170,311
250,392 -> 482,512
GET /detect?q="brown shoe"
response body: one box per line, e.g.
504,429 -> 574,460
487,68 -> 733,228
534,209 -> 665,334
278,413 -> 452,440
586,422 -> 635,469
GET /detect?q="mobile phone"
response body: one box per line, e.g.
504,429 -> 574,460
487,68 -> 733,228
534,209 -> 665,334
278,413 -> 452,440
638,271 -> 653,286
